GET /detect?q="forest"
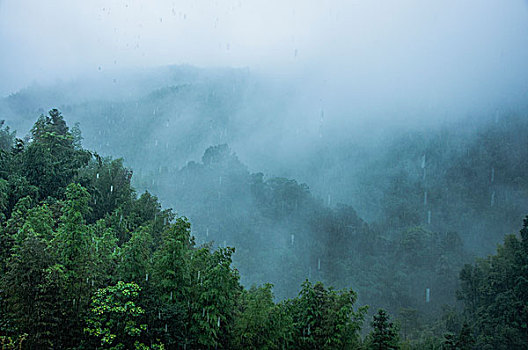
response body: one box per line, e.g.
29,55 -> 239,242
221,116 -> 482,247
2,0 -> 528,348
0,109 -> 527,349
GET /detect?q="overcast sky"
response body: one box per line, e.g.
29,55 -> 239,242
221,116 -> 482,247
1,0 -> 528,117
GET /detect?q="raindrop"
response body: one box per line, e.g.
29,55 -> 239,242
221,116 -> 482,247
170,291 -> 173,300
491,167 -> 495,183
96,173 -> 99,179
110,185 -> 114,193
217,316 -> 221,327
291,234 -> 295,246
425,288 -> 430,303
427,210 -> 431,224
317,258 -> 321,270
197,270 -> 201,280
206,228 -> 209,237
327,194 -> 331,206
421,154 -> 426,169
159,311 -> 161,320
145,273 -> 149,281
165,324 -> 168,332
202,308 -> 205,317
490,191 -> 495,207
423,191 -> 427,206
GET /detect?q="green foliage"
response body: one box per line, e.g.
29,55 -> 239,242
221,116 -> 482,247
0,113 -> 285,348
442,323 -> 475,350
0,111 -> 492,349
0,120 -> 15,152
22,110 -> 91,200
85,281 -> 152,349
233,284 -> 293,349
2,232 -> 59,348
0,333 -> 27,350
457,217 -> 528,349
285,280 -> 367,349
118,226 -> 154,284
367,309 -> 400,350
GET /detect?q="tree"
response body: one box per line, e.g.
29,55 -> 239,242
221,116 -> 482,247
457,217 -> 528,349
84,281 -> 161,349
1,232 -> 60,348
0,120 -> 15,151
119,226 -> 154,284
23,109 -> 91,201
368,309 -> 400,350
51,183 -> 96,347
286,280 -> 367,349
233,284 -> 293,349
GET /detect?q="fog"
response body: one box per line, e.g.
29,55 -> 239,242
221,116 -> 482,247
2,0 -> 528,119
2,0 -> 528,318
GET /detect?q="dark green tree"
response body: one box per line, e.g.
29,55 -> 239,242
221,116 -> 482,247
457,218 -> 528,349
368,309 -> 400,350
286,280 -> 367,350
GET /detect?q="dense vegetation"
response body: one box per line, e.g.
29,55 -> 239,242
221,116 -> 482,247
0,111 -> 377,349
1,111 -> 527,349
141,144 -> 469,319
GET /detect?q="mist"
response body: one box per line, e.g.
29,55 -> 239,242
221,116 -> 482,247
2,0 -> 528,114
2,1 -> 528,347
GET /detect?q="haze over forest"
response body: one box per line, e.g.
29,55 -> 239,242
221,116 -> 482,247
1,1 -> 528,349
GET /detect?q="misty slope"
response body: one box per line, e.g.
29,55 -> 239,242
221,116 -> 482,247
3,66 -> 527,258
348,115 -> 528,253
0,65 -> 262,171
136,144 -> 469,321
3,66 -> 528,309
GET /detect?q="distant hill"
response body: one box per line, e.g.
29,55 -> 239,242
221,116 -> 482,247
2,64 -> 528,255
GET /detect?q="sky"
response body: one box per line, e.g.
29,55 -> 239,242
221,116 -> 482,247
1,0 -> 528,118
